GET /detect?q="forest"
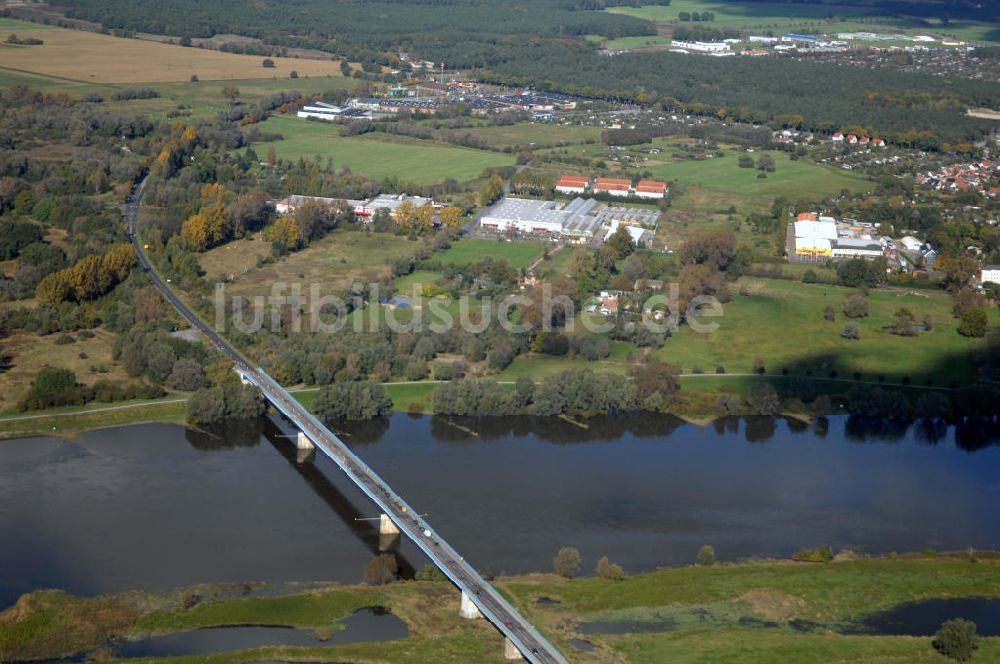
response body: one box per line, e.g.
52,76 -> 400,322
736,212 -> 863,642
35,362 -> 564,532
54,0 -> 657,67
479,45 -> 1000,149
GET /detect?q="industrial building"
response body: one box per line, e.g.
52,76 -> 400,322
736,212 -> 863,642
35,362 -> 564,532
480,197 -> 658,244
297,101 -> 373,121
788,213 -> 888,262
354,194 -> 435,220
275,195 -> 364,215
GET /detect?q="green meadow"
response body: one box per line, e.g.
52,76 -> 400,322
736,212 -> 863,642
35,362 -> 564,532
246,115 -> 515,185
437,239 -> 546,270
655,277 -> 995,384
461,122 -> 602,150
648,150 -> 869,199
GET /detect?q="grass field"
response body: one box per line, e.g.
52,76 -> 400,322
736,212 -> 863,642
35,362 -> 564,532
201,229 -> 416,296
461,123 -> 602,150
437,239 -> 545,270
0,329 -> 129,412
655,277 -> 995,384
248,115 -> 515,185
0,19 -> 348,83
649,151 -> 869,199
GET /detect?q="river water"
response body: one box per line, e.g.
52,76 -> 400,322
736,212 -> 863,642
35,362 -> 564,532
2,413 -> 999,609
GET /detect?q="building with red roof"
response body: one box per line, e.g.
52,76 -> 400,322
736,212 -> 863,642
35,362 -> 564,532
633,180 -> 669,200
594,177 -> 632,197
554,175 -> 590,195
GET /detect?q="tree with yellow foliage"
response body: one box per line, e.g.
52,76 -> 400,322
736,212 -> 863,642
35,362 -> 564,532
200,183 -> 227,203
265,216 -> 300,251
201,202 -> 229,245
439,206 -> 463,229
68,254 -> 110,300
181,125 -> 198,145
415,204 -> 436,229
181,212 -> 210,251
35,271 -> 72,306
394,200 -> 417,227
101,244 -> 136,282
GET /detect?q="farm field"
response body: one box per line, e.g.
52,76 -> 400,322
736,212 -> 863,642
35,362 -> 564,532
437,239 -> 545,270
0,18 -> 348,83
248,116 -> 515,185
655,277 -> 996,384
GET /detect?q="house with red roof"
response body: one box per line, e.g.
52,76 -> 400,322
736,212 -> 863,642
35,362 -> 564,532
846,134 -> 858,144
554,175 -> 590,195
633,180 -> 669,200
594,177 -> 632,197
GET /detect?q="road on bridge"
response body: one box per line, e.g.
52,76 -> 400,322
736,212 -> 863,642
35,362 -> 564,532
124,177 -> 568,664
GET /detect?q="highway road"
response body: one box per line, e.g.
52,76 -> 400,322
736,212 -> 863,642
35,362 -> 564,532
124,177 -> 569,664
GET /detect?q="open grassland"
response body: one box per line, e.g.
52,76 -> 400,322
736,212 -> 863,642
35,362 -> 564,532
437,239 -> 545,270
0,19 -> 348,83
655,277 -> 996,384
200,229 -> 416,297
248,115 -> 514,185
649,151 -> 869,200
0,398 -> 187,440
4,556 -> 998,664
0,329 -> 128,412
462,122 -> 602,150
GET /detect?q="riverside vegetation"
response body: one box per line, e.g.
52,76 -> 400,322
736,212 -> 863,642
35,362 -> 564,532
2,551 -> 998,664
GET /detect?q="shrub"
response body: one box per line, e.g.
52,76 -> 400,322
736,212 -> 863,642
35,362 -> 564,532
554,547 -> 581,578
77,329 -> 95,339
843,293 -> 869,318
54,334 -> 75,345
792,545 -> 834,562
957,308 -> 987,338
933,618 -> 979,662
697,544 -> 715,566
363,553 -> 398,585
822,304 -> 836,321
746,382 -> 779,415
715,365 -> 725,374
802,269 -> 817,284
842,322 -> 861,340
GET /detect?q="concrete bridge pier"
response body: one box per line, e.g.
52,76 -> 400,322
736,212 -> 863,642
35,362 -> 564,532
295,431 -> 315,464
459,590 -> 482,619
503,637 -> 525,660
379,513 -> 400,551
296,431 -> 315,450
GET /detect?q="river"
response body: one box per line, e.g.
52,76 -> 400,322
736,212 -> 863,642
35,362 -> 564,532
2,413 -> 999,609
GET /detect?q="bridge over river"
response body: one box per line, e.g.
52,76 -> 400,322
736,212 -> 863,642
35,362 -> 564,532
125,177 -> 568,664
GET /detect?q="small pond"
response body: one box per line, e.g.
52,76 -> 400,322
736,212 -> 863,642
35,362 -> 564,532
113,607 -> 407,658
851,598 -> 1000,636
